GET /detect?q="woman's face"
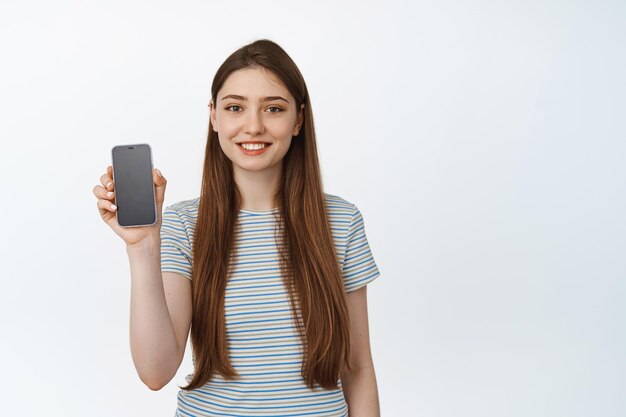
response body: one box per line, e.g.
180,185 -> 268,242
210,67 -> 304,176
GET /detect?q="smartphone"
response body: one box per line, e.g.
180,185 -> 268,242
111,143 -> 157,227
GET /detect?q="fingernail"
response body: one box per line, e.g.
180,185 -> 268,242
156,169 -> 162,177
106,182 -> 112,188
111,204 -> 117,210
107,191 -> 113,197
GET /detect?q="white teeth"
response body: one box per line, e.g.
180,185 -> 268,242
241,143 -> 267,151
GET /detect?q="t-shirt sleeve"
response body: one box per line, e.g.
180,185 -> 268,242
342,204 -> 381,292
160,206 -> 193,280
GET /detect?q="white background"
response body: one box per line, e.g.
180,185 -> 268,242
1,0 -> 624,416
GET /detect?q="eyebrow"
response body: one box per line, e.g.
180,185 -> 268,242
221,94 -> 289,103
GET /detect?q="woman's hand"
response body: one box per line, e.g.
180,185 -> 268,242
93,165 -> 167,247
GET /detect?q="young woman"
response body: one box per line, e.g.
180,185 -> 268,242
94,39 -> 382,417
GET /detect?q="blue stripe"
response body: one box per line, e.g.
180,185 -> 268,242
228,343 -> 301,351
234,361 -> 301,368
225,308 -> 291,318
237,243 -> 277,249
235,250 -> 278,257
228,274 -> 283,283
229,317 -> 293,326
238,220 -> 277,225
230,352 -> 301,359
228,335 -> 296,342
343,263 -> 377,279
162,266 -> 191,275
342,256 -> 373,271
238,227 -> 275,233
226,300 -> 289,308
236,236 -> 277,242
344,239 -> 368,254
347,224 -> 365,239
162,258 -> 190,267
226,283 -> 283,291
236,370 -> 301,376
227,325 -> 295,334
207,378 -> 303,385
231,258 -> 280,266
202,385 -> 307,394
234,267 -> 281,274
225,291 -> 287,300
346,270 -> 381,288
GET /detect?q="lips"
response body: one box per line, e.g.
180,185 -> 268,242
237,142 -> 272,155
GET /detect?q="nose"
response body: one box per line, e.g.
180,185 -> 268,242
244,109 -> 265,136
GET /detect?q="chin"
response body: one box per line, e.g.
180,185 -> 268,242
233,160 -> 274,172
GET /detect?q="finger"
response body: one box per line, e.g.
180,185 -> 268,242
93,184 -> 115,200
153,168 -> 167,205
100,172 -> 114,190
97,198 -> 118,214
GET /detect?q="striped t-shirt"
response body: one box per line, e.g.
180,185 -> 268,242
160,193 -> 381,417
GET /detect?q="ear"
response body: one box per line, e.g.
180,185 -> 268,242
292,103 -> 304,136
209,100 -> 218,132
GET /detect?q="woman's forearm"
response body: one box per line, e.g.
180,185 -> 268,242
127,235 -> 180,390
341,365 -> 381,416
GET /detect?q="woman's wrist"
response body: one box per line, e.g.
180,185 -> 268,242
125,234 -> 161,255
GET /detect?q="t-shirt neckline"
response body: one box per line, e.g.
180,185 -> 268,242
239,207 -> 280,214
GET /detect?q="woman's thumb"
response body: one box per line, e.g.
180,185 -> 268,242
154,168 -> 167,204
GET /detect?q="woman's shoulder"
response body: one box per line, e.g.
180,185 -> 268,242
164,196 -> 201,222
166,196 -> 200,209
323,192 -> 353,208
323,192 -> 358,221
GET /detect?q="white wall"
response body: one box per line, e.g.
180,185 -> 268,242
0,0 -> 624,415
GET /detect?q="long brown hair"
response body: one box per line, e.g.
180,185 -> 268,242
180,39 -> 352,391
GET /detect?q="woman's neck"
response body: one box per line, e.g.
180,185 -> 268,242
233,164 -> 281,211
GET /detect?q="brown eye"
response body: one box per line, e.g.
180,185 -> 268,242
226,105 -> 242,112
267,106 -> 283,113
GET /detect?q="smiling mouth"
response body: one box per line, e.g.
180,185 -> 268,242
238,142 -> 272,151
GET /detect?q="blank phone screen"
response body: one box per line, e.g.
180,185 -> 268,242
111,144 -> 156,227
